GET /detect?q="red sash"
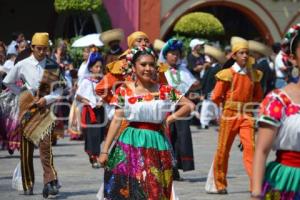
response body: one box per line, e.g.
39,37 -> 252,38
129,122 -> 161,131
81,105 -> 97,128
276,150 -> 300,168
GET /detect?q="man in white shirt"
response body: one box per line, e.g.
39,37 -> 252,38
3,33 -> 63,198
274,50 -> 288,88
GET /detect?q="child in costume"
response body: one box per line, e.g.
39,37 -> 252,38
205,37 -> 263,194
76,52 -> 106,168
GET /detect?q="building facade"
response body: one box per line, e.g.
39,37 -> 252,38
104,0 -> 300,45
0,0 -> 299,45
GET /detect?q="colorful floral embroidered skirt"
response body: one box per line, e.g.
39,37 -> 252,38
262,161 -> 300,200
104,126 -> 173,200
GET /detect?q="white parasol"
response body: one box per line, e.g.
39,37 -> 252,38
71,33 -> 104,47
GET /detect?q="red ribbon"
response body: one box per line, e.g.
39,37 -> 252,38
276,150 -> 300,168
129,122 -> 161,131
81,105 -> 97,128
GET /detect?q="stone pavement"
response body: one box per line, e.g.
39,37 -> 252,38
0,125 -> 274,200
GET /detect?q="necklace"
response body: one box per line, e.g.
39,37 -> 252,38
168,67 -> 181,85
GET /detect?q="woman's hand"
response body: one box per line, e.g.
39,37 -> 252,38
165,114 -> 175,127
35,97 -> 47,108
98,152 -> 108,166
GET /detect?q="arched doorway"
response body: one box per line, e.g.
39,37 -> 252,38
161,1 -> 275,45
199,6 -> 264,43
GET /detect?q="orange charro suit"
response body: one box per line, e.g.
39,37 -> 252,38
211,65 -> 263,191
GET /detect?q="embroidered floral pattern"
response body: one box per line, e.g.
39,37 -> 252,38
110,84 -> 182,107
259,90 -> 300,127
268,100 -> 284,120
143,93 -> 154,101
104,138 -> 173,200
285,104 -> 300,116
279,92 -> 291,105
128,96 -> 138,104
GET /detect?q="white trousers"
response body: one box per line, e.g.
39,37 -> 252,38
200,99 -> 219,127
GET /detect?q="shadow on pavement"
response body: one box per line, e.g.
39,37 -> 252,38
228,190 -> 250,194
53,142 -> 84,147
0,154 -> 77,159
183,177 -> 207,182
0,176 -> 12,180
53,190 -> 98,199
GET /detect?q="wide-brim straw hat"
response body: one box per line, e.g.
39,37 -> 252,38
248,40 -> 272,56
153,39 -> 165,51
204,44 -> 226,64
100,28 -> 125,45
230,36 -> 247,46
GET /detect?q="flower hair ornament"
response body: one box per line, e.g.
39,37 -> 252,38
123,46 -> 157,75
280,23 -> 300,67
282,23 -> 300,55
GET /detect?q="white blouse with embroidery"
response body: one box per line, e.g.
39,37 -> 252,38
110,85 -> 182,123
259,89 -> 300,151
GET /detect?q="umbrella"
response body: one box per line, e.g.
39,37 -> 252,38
72,33 -> 104,47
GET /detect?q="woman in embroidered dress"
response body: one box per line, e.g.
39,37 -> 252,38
98,46 -> 195,199
252,24 -> 300,200
0,48 -> 32,153
76,52 -> 106,168
159,38 -> 200,180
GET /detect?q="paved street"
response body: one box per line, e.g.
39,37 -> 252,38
0,125 -> 274,200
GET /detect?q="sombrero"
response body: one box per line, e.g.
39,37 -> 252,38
153,39 -> 165,51
248,40 -> 272,56
204,45 -> 226,64
100,28 -> 125,45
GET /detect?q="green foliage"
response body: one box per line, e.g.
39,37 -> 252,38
68,36 -> 85,68
97,4 -> 111,31
174,12 -> 225,38
54,0 -> 102,13
52,37 -> 84,68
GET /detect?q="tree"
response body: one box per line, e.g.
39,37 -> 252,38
54,0 -> 103,35
174,12 -> 225,38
